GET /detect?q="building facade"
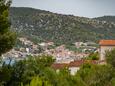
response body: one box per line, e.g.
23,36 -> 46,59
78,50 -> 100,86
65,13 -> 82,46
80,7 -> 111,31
99,40 -> 115,60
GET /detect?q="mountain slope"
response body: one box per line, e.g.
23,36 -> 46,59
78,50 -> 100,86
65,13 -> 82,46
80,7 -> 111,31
9,7 -> 115,45
94,16 -> 115,23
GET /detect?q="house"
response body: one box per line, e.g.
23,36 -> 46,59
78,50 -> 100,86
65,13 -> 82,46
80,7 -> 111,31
51,63 -> 69,73
99,40 -> 115,60
51,60 -> 105,75
51,61 -> 81,75
69,60 -> 84,75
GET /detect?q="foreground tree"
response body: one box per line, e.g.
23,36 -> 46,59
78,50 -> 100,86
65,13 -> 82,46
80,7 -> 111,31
0,0 -> 16,56
76,63 -> 115,86
106,49 -> 115,67
24,76 -> 52,86
87,52 -> 99,60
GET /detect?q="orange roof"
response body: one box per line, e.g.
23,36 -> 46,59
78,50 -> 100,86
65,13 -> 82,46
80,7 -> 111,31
51,63 -> 69,69
99,40 -> 115,46
69,60 -> 98,67
51,60 -> 104,69
69,60 -> 84,67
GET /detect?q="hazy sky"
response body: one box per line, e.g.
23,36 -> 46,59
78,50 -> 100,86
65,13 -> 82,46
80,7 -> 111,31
12,0 -> 115,18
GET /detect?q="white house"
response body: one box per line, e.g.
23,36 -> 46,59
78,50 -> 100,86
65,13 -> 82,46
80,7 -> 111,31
51,60 -> 103,75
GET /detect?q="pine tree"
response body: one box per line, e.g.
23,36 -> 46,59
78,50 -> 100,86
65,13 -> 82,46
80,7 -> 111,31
0,0 -> 16,56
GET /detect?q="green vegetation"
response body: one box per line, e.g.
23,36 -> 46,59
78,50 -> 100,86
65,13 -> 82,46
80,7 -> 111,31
0,52 -> 115,86
86,52 -> 99,60
0,1 -> 115,86
0,55 -> 55,86
76,63 -> 114,86
106,49 -> 115,67
25,76 -> 52,86
10,7 -> 115,45
0,0 -> 16,56
94,16 -> 115,23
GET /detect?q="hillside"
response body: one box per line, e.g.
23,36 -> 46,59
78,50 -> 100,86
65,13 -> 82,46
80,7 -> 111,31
9,7 -> 115,45
94,16 -> 115,23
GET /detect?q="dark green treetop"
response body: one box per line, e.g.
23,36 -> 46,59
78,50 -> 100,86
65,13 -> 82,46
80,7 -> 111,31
0,0 -> 16,56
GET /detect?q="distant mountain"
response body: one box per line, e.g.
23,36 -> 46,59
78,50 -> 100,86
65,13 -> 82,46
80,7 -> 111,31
9,7 -> 115,45
94,16 -> 115,23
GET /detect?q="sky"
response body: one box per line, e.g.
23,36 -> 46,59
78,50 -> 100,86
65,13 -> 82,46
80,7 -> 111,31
12,0 -> 115,18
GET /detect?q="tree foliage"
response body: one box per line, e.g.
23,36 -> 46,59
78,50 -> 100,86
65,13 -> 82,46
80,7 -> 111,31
76,63 -> 115,86
25,76 -> 52,86
0,0 -> 16,56
0,55 -> 115,86
106,49 -> 115,67
87,52 -> 99,60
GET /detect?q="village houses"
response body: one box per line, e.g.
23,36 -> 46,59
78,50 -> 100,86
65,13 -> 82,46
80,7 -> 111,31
51,40 -> 115,75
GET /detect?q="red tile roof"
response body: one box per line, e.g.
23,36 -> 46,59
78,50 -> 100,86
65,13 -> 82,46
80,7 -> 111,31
51,63 -> 69,69
51,60 -> 106,69
69,60 -> 98,67
69,60 -> 84,67
99,40 -> 115,46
